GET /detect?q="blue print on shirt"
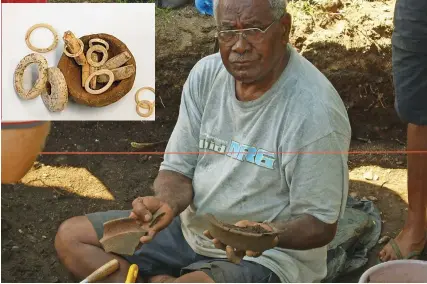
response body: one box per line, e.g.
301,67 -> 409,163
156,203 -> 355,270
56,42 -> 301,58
199,138 -> 276,170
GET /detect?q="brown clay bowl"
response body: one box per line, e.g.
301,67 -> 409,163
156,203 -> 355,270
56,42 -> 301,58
205,214 -> 278,252
57,33 -> 136,107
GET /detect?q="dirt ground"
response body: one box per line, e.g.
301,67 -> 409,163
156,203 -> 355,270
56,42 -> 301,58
2,0 -> 425,282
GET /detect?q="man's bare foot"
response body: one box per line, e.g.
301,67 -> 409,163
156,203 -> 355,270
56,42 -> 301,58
378,228 -> 426,262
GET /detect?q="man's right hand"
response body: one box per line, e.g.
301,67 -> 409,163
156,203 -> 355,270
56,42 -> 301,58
129,196 -> 174,243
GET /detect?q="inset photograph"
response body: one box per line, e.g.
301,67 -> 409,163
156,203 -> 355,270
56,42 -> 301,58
2,3 -> 155,120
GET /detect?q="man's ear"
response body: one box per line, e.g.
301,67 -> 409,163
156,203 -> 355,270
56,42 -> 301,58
280,12 -> 292,44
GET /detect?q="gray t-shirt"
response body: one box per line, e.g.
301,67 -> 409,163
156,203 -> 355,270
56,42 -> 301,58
159,44 -> 351,283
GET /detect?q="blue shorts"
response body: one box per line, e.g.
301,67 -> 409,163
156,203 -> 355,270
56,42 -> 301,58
86,210 -> 280,283
392,0 -> 427,125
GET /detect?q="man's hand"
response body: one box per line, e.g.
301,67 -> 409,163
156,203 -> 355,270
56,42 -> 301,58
129,196 -> 174,244
203,220 -> 279,264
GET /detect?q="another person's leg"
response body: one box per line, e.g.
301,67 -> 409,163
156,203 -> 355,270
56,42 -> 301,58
378,0 -> 427,261
379,124 -> 427,261
407,124 -> 427,232
1,121 -> 51,184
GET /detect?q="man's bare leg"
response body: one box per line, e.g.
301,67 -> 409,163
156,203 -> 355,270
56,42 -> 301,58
55,216 -> 141,282
379,124 -> 427,261
149,272 -> 214,283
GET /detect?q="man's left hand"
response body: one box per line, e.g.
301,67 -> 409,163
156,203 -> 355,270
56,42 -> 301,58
203,220 -> 279,264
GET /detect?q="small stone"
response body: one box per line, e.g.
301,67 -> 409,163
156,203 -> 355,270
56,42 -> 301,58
373,175 -> 379,181
54,156 -> 67,163
321,0 -> 343,12
349,192 -> 358,198
378,236 -> 390,244
27,235 -> 37,243
33,162 -> 43,169
18,229 -> 23,234
396,161 -> 404,165
95,139 -> 99,142
363,171 -> 373,180
368,196 -> 378,201
42,235 -> 47,239
362,196 -> 368,201
42,173 -> 49,178
11,246 -> 19,251
148,156 -> 152,160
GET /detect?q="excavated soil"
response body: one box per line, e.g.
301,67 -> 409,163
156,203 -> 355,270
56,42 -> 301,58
2,0 -> 425,283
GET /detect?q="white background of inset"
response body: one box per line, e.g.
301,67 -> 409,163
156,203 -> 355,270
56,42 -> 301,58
2,3 -> 155,121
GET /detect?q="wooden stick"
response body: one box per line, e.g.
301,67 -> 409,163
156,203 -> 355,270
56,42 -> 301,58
80,259 -> 119,283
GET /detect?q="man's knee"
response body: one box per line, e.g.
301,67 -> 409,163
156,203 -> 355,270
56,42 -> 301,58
55,216 -> 99,255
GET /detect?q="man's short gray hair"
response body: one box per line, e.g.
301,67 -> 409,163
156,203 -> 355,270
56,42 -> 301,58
213,0 -> 287,23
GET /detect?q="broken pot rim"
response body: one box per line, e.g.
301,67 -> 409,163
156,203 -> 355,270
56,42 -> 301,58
103,217 -> 139,226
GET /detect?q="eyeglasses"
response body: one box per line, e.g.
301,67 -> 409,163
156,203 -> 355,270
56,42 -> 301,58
216,20 -> 278,46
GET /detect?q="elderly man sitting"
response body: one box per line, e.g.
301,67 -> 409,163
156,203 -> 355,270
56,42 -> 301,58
54,0 -> 351,282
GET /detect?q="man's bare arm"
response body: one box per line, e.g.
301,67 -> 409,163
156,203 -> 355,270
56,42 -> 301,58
270,214 -> 337,250
153,170 -> 194,216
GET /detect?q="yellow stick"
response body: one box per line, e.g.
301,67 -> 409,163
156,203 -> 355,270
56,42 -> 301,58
125,264 -> 139,283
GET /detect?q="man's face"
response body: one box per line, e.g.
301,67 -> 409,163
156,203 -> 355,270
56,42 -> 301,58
217,0 -> 288,84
